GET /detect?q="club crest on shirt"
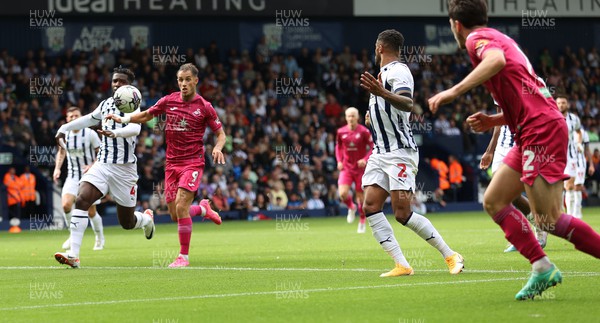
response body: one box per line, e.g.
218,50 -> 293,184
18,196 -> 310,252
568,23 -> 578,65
193,109 -> 201,116
355,133 -> 360,139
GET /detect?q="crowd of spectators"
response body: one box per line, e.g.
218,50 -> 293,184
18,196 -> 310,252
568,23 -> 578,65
1,41 -> 600,216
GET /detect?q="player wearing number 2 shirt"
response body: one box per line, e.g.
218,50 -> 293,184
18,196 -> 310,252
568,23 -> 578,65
360,29 -> 463,278
429,0 -> 600,300
106,63 -> 226,268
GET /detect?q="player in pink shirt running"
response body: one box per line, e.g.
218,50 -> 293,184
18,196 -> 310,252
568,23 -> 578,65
107,63 -> 226,268
335,107 -> 373,233
429,0 -> 600,300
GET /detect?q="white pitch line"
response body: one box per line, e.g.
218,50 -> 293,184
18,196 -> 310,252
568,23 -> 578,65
0,276 -> 576,312
0,266 -> 599,276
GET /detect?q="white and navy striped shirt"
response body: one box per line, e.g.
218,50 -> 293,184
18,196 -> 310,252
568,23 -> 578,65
92,97 -> 140,164
566,112 -> 581,160
577,126 -> 589,168
368,61 -> 417,154
497,125 -> 515,149
65,128 -> 101,179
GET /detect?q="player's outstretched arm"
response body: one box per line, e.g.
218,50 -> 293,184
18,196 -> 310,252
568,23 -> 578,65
360,72 -> 412,112
106,110 -> 153,124
56,113 -> 101,147
98,123 -> 142,139
212,128 -> 226,164
428,49 -> 506,113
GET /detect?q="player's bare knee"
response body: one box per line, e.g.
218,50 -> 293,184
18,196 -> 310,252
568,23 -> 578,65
175,203 -> 189,219
362,201 -> 377,215
339,191 -> 348,201
74,197 -> 92,212
482,198 -> 503,217
482,191 -> 504,216
393,204 -> 412,224
62,202 -> 72,213
121,221 -> 136,230
564,181 -> 575,191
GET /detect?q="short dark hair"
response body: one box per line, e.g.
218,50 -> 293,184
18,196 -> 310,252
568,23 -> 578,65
555,93 -> 569,100
448,0 -> 488,29
377,29 -> 404,54
178,63 -> 199,77
66,106 -> 81,113
113,65 -> 135,83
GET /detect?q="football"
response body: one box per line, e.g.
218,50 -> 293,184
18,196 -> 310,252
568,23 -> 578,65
113,85 -> 142,113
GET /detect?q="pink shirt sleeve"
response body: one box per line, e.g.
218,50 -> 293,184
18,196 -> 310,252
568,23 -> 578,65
466,31 -> 504,62
147,96 -> 168,116
206,103 -> 223,133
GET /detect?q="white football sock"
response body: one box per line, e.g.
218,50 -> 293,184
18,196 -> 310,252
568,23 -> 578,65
133,211 -> 151,229
532,256 -> 552,273
565,190 -> 575,216
574,191 -> 582,219
179,254 -> 189,261
404,212 -> 454,258
89,213 -> 104,241
63,210 -> 72,230
69,209 -> 89,257
367,212 -> 410,268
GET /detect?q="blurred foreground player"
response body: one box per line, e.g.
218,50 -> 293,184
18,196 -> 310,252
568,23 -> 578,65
429,0 -> 600,300
54,67 -> 155,268
107,63 -> 225,268
336,107 -> 372,233
480,105 -> 547,252
360,29 -> 464,277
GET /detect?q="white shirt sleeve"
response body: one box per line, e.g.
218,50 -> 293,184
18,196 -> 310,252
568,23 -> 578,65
388,65 -> 414,97
58,109 -> 101,134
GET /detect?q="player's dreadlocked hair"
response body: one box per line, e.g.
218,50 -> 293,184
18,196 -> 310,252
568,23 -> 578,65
448,0 -> 488,28
178,63 -> 199,77
377,29 -> 404,54
113,65 -> 135,83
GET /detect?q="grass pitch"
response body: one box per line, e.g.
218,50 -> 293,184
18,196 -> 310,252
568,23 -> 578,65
1,209 -> 600,322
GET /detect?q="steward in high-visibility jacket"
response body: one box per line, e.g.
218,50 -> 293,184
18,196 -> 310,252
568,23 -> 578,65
19,169 -> 36,206
3,167 -> 22,207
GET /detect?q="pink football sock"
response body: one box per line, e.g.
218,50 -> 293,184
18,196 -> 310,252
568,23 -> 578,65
178,217 -> 193,255
189,205 -> 205,217
492,204 -> 546,264
551,213 -> 600,258
358,203 -> 366,222
344,195 -> 355,209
